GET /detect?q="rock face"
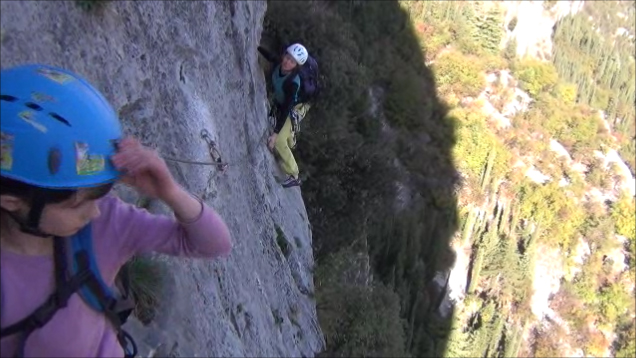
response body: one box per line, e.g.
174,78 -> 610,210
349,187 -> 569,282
1,1 -> 324,357
501,0 -> 585,60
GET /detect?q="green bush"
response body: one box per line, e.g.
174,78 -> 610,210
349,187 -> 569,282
598,283 -> 632,324
433,50 -> 484,98
513,57 -> 559,97
123,256 -> 166,325
553,82 -> 578,105
516,180 -> 586,249
523,93 -> 605,154
452,108 -> 510,182
586,159 -> 612,191
418,21 -> 453,58
612,194 -> 636,240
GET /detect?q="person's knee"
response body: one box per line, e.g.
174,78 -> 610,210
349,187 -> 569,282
275,133 -> 288,150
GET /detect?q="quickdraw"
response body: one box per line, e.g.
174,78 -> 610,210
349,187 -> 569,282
199,129 -> 228,172
160,129 -> 228,172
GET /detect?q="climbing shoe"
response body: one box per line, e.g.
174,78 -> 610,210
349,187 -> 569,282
282,175 -> 302,188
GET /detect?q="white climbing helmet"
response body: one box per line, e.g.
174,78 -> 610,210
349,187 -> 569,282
286,43 -> 308,65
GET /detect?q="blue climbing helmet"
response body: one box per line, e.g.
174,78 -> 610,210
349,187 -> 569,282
0,64 -> 123,189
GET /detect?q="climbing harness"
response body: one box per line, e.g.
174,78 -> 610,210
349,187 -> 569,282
267,104 -> 279,130
290,108 -> 301,134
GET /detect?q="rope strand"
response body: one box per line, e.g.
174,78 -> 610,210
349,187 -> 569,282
159,127 -> 270,167
161,156 -> 226,166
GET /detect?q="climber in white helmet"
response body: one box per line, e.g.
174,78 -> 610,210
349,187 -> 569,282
258,42 -> 312,188
286,43 -> 309,66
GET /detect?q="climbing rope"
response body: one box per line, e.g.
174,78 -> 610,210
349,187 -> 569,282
161,156 -> 225,166
160,127 -> 271,170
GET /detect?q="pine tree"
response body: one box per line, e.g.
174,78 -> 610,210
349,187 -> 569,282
503,37 -> 518,61
467,246 -> 485,294
470,301 -> 496,357
444,317 -> 472,358
486,313 -> 506,358
606,95 -> 617,121
503,326 -> 523,358
481,147 -> 497,191
462,209 -> 479,244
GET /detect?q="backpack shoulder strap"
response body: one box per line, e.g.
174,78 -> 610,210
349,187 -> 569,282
0,227 -> 137,358
70,225 -> 118,311
71,224 -> 137,356
71,224 -> 133,315
281,70 -> 301,104
0,237 -> 92,357
283,67 -> 301,84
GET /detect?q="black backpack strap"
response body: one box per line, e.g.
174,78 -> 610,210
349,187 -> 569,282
0,238 -> 91,357
113,263 -> 135,324
282,67 -> 301,92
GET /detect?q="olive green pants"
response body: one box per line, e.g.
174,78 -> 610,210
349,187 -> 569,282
274,103 -> 310,178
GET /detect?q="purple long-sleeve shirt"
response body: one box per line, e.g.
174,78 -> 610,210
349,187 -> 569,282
1,194 -> 232,357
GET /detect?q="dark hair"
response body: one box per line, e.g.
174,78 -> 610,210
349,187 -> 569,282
1,176 -> 114,234
0,176 -> 114,206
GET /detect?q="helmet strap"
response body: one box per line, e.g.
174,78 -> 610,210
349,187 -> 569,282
5,192 -> 53,238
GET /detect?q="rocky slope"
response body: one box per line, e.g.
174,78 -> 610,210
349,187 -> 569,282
445,65 -> 634,358
0,1 -> 324,356
501,0 -> 585,60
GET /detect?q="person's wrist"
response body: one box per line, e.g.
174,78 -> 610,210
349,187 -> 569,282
160,182 -> 184,205
162,185 -> 203,223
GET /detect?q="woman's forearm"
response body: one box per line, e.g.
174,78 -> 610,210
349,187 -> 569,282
161,185 -> 203,223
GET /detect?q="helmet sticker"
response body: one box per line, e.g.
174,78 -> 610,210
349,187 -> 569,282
18,110 -> 48,133
75,142 -> 105,176
35,68 -> 75,85
31,91 -> 57,103
1,131 -> 14,171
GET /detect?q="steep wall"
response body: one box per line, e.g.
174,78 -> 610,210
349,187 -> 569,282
0,1 -> 324,356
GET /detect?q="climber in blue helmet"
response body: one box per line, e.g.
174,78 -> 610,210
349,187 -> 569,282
0,64 -> 232,358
